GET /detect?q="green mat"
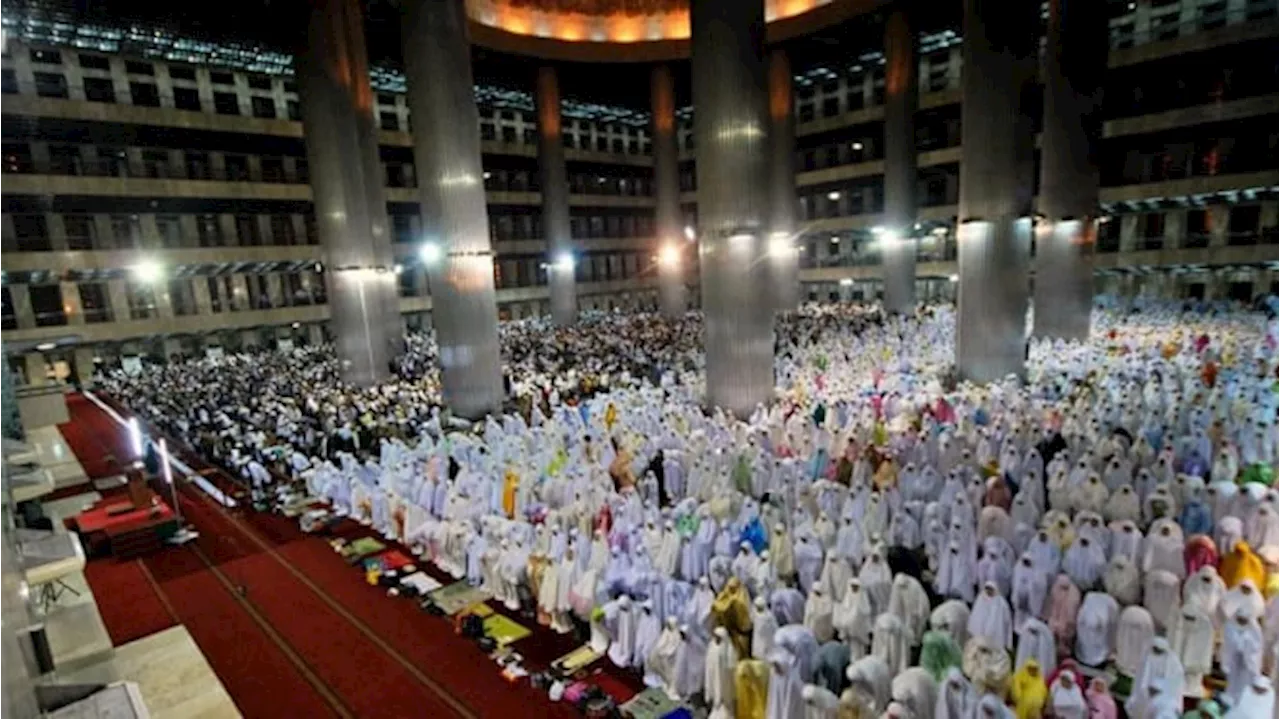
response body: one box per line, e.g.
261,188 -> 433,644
620,687 -> 682,719
482,614 -> 531,646
339,537 -> 385,560
428,581 -> 492,615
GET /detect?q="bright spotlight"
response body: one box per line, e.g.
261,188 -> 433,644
851,142 -> 864,151
684,225 -> 696,241
767,235 -> 793,258
131,259 -> 163,283
554,252 -> 575,271
871,226 -> 885,236
393,263 -> 404,275
419,243 -> 442,265
839,278 -> 854,286
35,342 -> 55,351
827,191 -> 841,201
948,274 -> 959,283
830,236 -> 840,244
658,244 -> 681,268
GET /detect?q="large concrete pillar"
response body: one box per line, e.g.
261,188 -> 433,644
401,0 -> 504,419
881,6 -> 918,315
650,64 -> 687,317
1033,0 -> 1108,341
337,0 -> 404,356
536,66 -> 577,325
766,48 -> 799,313
955,0 -> 1038,383
296,0 -> 392,387
693,0 -> 774,417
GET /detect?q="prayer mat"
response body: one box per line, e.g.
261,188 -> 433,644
399,572 -> 442,596
590,672 -> 638,704
551,644 -> 603,674
482,614 -> 531,646
362,550 -> 414,573
429,581 -> 492,615
620,687 -> 680,719
338,537 -> 385,560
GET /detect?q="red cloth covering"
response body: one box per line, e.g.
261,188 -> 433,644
376,550 -> 414,572
73,498 -> 174,535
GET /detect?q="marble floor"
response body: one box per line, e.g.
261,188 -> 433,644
56,627 -> 240,719
25,426 -> 90,490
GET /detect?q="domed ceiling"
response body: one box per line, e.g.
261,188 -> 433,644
466,0 -> 840,44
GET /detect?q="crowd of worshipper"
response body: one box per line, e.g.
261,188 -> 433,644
101,299 -> 1280,718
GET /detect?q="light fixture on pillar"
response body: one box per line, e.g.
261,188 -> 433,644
393,264 -> 404,275
948,274 -> 959,283
826,191 -> 841,201
851,142 -> 864,151
683,225 -> 696,242
131,259 -> 163,283
657,244 -> 681,268
768,232 -> 795,257
839,278 -> 854,286
419,242 -> 442,265
553,251 -> 575,271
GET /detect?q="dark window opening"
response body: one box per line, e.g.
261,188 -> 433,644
84,77 -> 115,103
130,82 -> 160,107
124,61 -> 154,76
173,87 -> 200,111
34,72 -> 68,99
78,53 -> 110,71
213,92 -> 240,115
251,96 -> 276,119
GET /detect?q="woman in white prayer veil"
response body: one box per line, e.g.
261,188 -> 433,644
1126,637 -> 1185,717
1216,516 -> 1246,558
1143,569 -> 1182,634
673,623 -> 708,701
1183,565 -> 1227,622
1207,481 -> 1239,525
1103,555 -> 1143,607
1010,491 -> 1041,532
1246,501 -> 1278,551
801,684 -> 840,719
975,537 -> 1015,597
1105,485 -> 1142,525
1063,534 -> 1108,591
1116,605 -> 1157,677
1009,553 -> 1048,628
648,616 -> 682,692
1219,579 -> 1266,629
1075,591 -> 1120,667
766,647 -> 805,719
844,655 -> 892,715
834,578 -> 876,659
887,573 -> 931,646
858,548 -> 893,615
804,588 -> 836,644
634,600 -> 661,671
977,506 -> 1013,546
751,595 -> 779,660
936,541 -> 977,604
1025,529 -> 1062,576
1169,602 -> 1214,694
930,599 -> 971,648
1220,609 -> 1264,708
1144,486 -> 1179,526
1050,669 -> 1088,719
1143,519 -> 1187,578
889,667 -> 936,719
871,612 -> 911,675
606,595 -> 638,667
1108,520 -> 1143,564
1015,618 -> 1056,673
967,582 -> 1014,649
1073,474 -> 1111,517
1225,675 -> 1276,719
961,634 -> 1013,697
704,627 -> 739,719
818,553 -> 854,602
933,668 -> 975,719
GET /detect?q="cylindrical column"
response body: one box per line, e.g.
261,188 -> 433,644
651,64 -> 686,317
955,0 -> 1038,384
296,0 -> 391,388
536,66 -> 577,325
1034,0 -> 1108,341
766,48 -> 799,313
401,0 -> 504,419
881,6 -> 918,315
339,0 -> 404,355
693,0 -> 774,417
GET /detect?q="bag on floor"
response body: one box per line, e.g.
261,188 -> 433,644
461,614 -> 485,639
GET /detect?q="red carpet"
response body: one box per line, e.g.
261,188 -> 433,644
65,392 -> 646,719
81,558 -> 177,646
58,394 -> 133,479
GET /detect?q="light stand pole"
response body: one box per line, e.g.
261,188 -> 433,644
159,439 -> 198,544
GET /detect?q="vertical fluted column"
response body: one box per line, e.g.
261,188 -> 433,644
955,0 -> 1038,383
651,64 -> 686,317
881,6 -> 918,315
693,0 -> 774,417
401,0 -> 504,419
296,0 -> 391,387
536,66 -> 577,325
1034,0 -> 1107,341
766,48 -> 799,313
